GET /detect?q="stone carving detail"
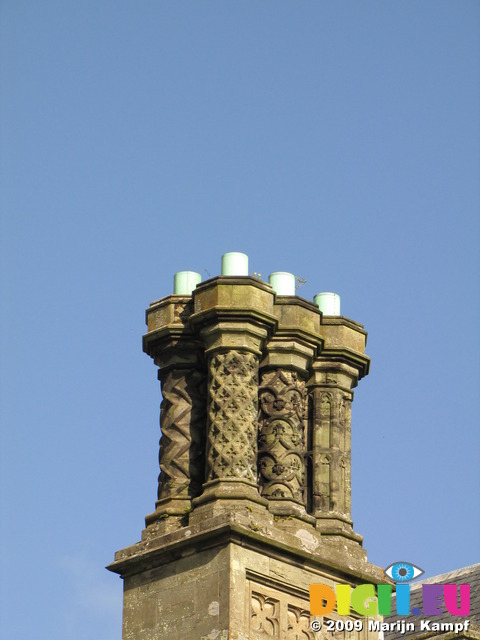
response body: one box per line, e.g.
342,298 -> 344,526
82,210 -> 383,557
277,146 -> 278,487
258,370 -> 307,503
249,581 -> 324,640
173,299 -> 194,324
158,368 -> 206,499
251,592 -> 280,637
206,350 -> 258,482
341,398 -> 352,516
319,394 -> 332,449
344,400 -> 351,451
314,453 -> 331,511
311,389 -> 354,518
287,604 -> 316,639
339,457 -> 347,514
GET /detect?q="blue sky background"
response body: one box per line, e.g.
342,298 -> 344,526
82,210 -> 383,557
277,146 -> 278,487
1,2 -> 479,639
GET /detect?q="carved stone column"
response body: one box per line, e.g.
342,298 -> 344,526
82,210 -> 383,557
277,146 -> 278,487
190,276 -> 276,507
142,295 -> 206,525
207,349 -> 258,484
309,315 -> 370,543
258,369 -> 306,503
258,297 -> 322,520
156,366 -> 206,502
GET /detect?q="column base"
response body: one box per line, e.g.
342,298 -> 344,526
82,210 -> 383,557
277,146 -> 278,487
314,514 -> 364,544
145,496 -> 192,526
266,498 -> 316,525
192,478 -> 268,507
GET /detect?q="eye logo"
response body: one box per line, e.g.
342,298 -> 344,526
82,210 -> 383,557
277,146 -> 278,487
385,561 -> 424,582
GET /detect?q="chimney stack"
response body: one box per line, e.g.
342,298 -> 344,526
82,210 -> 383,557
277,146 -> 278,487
108,253 -> 385,640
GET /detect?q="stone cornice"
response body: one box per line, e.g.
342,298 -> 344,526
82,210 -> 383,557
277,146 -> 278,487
107,509 -> 386,585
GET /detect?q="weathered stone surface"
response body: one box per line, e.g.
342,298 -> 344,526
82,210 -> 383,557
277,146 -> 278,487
271,296 -> 322,344
109,516 -> 385,640
317,316 -> 370,380
309,332 -> 366,541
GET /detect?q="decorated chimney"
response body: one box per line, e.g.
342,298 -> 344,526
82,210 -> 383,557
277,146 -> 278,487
108,253 -> 385,640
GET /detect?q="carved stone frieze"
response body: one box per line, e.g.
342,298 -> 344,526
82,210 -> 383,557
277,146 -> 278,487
157,368 -> 206,500
251,591 -> 281,637
287,604 -> 316,640
258,370 -> 307,504
206,350 -> 259,482
248,579 -> 324,640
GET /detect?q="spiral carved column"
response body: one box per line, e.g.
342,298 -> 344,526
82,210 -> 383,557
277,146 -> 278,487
143,295 -> 206,525
157,366 -> 206,501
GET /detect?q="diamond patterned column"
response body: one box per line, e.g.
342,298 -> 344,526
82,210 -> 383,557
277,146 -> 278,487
207,350 -> 258,482
189,276 -> 277,506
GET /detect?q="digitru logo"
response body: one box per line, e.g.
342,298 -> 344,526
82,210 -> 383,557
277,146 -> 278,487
309,562 -> 471,617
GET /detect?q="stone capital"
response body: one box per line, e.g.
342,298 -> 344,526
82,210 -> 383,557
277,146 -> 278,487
272,296 -> 323,344
261,338 -> 316,374
317,316 -> 370,380
145,294 -> 194,334
143,330 -> 204,371
260,296 -> 323,374
143,294 -> 204,370
308,360 -> 360,394
199,320 -> 269,357
190,276 -> 277,340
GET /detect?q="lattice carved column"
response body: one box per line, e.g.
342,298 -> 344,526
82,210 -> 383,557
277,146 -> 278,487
207,350 -> 258,483
190,276 -> 277,507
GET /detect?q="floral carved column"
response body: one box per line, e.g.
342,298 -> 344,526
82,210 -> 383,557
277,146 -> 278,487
258,369 -> 306,503
258,296 -> 321,520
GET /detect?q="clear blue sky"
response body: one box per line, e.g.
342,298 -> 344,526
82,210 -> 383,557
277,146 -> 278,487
1,2 -> 479,639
